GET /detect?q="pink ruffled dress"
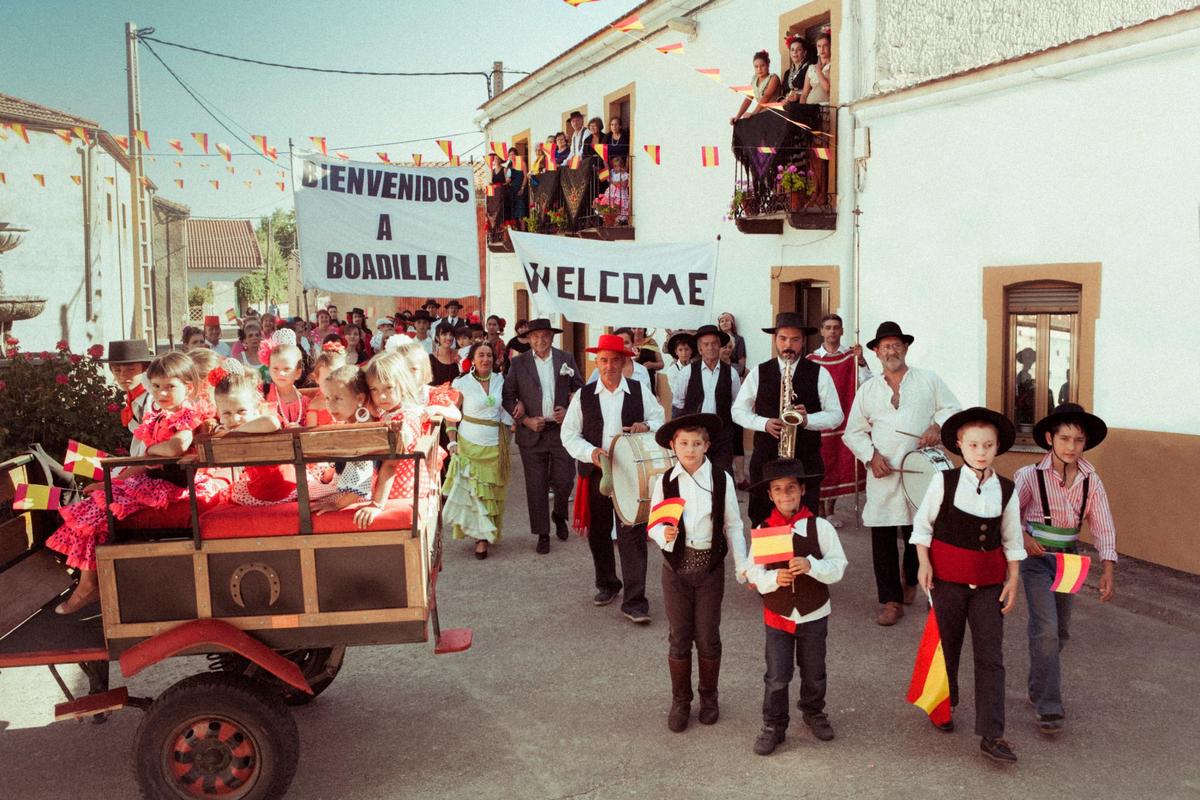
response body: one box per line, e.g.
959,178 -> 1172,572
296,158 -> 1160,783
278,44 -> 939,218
47,402 -> 217,570
381,385 -> 458,503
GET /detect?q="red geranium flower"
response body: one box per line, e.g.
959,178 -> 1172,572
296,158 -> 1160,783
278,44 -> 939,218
87,344 -> 105,359
4,348 -> 15,359
56,339 -> 69,351
4,336 -> 17,346
55,374 -> 69,385
69,354 -> 82,364
0,380 -> 6,392
23,352 -> 34,361
40,351 -> 52,360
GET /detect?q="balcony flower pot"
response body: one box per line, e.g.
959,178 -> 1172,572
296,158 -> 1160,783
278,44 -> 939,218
601,212 -> 619,227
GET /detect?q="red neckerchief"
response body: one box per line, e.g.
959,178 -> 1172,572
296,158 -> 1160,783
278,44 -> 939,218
766,507 -> 812,528
122,383 -> 147,427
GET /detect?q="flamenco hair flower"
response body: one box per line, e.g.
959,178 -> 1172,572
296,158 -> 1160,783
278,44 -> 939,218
461,357 -> 472,373
257,338 -> 278,364
322,340 -> 346,353
206,366 -> 228,387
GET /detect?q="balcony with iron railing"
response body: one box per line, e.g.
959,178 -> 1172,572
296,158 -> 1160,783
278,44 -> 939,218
730,104 -> 837,234
485,156 -> 636,253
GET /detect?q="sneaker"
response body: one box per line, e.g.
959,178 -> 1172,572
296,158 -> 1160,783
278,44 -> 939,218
803,713 -> 835,741
980,737 -> 1017,764
623,610 -> 651,625
536,535 -> 550,555
593,589 -> 619,606
1036,713 -> 1065,735
876,601 -> 904,626
753,726 -> 786,756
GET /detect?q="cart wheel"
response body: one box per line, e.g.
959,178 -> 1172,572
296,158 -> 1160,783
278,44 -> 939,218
134,673 -> 298,800
210,646 -> 345,706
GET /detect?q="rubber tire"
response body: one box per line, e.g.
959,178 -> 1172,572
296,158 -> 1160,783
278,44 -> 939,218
134,672 -> 299,800
219,646 -> 345,706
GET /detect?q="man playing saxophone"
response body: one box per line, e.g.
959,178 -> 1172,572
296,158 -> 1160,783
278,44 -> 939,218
733,312 -> 844,525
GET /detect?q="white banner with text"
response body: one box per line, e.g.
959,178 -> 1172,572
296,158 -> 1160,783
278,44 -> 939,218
292,154 -> 480,297
509,232 -> 717,328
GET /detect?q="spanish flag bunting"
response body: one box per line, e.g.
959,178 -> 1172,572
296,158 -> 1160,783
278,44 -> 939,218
33,174 -> 46,187
250,134 -> 269,156
490,141 -> 508,159
644,144 -> 661,165
750,525 -> 793,564
412,153 -> 423,166
334,151 -> 350,161
0,173 -> 6,184
65,440 -> 108,480
53,128 -> 73,144
449,156 -> 461,167
614,14 -> 643,32
377,152 -> 391,164
813,147 -> 832,160
757,146 -> 776,154
226,165 -> 236,174
7,122 -> 30,143
0,127 -> 6,141
134,129 -> 149,149
224,308 -> 238,321
13,483 -> 63,511
568,155 -> 582,169
113,135 -> 129,151
279,169 -> 286,178
70,127 -> 89,147
266,146 -> 278,160
592,143 -> 609,163
436,139 -> 454,159
656,42 -> 684,55
598,168 -> 610,181
105,176 -> 114,185
168,138 -> 184,154
697,68 -> 722,82
563,0 -> 597,6
1050,553 -> 1091,594
255,168 -> 262,176
215,142 -> 232,161
192,132 -> 209,153
730,84 -> 755,97
700,146 -> 719,167
309,135 -> 328,155
174,179 -> 184,189
648,497 -> 685,529
275,181 -> 286,192
174,160 -> 183,168
210,180 -> 220,190
243,180 -> 252,189
906,607 -> 952,726
69,175 -> 82,185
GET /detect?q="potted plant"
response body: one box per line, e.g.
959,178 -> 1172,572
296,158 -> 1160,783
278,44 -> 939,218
730,179 -> 759,219
777,163 -> 816,212
523,210 -> 542,234
593,193 -> 621,227
546,207 -> 568,234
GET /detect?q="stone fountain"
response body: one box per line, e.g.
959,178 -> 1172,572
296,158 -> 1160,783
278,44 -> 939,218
0,222 -> 47,347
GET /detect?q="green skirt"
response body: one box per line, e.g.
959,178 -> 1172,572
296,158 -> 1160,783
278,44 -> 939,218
442,435 -> 507,542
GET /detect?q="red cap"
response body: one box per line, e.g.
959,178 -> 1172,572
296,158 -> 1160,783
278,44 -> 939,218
203,315 -> 220,327
585,333 -> 638,357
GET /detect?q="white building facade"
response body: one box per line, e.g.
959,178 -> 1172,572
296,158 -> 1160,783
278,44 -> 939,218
480,2 -> 1200,574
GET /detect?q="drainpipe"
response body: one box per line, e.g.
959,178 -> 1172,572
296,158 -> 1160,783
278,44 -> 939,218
79,143 -> 94,323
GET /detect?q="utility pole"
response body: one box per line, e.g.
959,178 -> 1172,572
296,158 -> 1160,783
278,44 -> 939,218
125,21 -> 156,345
266,213 -> 273,311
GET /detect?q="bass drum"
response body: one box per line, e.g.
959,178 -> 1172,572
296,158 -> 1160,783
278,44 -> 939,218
900,447 -> 955,509
608,432 -> 676,526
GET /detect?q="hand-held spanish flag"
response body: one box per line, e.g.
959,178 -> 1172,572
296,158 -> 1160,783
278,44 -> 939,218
700,146 -> 719,167
1051,553 -> 1091,594
192,132 -> 209,154
224,308 -> 238,321
13,484 -> 63,511
750,525 -> 793,565
906,607 -> 952,726
813,147 -> 832,160
644,144 -> 661,165
648,498 -> 685,529
436,139 -> 454,159
65,440 -> 108,481
309,136 -> 328,156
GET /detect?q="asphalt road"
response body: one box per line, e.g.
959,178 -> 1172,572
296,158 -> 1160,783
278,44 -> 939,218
2,453 -> 1199,800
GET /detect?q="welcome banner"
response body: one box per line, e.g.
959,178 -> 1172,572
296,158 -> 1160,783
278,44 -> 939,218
509,232 -> 716,328
292,154 -> 480,297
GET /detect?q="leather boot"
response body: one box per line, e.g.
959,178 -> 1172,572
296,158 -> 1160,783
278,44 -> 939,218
667,656 -> 693,732
697,656 -> 721,725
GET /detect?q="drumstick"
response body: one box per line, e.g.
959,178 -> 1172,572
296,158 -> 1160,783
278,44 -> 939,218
896,430 -> 923,438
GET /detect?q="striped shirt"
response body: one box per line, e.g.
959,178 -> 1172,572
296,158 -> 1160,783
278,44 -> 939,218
1014,454 -> 1117,562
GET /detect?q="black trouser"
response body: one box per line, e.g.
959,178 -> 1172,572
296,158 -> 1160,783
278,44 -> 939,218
748,446 -> 820,527
661,563 -> 724,660
518,430 -> 574,539
763,616 -> 828,730
870,525 -> 918,604
587,476 -> 648,616
932,581 -> 1006,739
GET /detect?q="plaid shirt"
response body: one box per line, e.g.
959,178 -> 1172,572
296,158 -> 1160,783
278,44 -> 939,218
1014,454 -> 1117,562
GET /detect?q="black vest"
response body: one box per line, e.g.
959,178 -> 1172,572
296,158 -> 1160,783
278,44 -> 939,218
761,517 -> 829,617
682,361 -> 733,426
930,470 -> 1014,586
659,466 -> 728,573
752,359 -> 822,457
577,383 -> 644,478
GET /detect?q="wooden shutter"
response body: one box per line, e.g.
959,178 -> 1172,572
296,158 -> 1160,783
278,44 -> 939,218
1006,282 -> 1080,314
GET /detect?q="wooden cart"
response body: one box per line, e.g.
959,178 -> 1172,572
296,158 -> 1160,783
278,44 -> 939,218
0,424 -> 470,800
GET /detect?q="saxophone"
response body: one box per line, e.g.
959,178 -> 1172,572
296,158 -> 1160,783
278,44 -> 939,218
779,356 -> 806,458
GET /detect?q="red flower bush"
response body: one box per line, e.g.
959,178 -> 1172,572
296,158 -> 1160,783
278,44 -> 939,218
56,339 -> 70,351
55,374 -> 69,385
87,344 -> 105,359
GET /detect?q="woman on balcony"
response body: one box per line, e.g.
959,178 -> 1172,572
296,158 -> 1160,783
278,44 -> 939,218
800,30 -> 832,105
503,146 -> 528,225
730,50 -> 781,125
607,117 -> 630,161
553,132 -> 570,168
781,34 -> 814,106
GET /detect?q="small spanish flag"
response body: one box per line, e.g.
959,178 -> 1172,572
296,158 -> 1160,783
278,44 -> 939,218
226,165 -> 236,174
648,498 -> 685,529
69,175 -> 82,185
568,155 -> 582,170
541,143 -> 557,170
8,122 -> 30,143
33,174 -> 46,187
449,156 -> 461,167
700,146 -> 719,167
250,134 -> 270,157
614,14 -> 643,32
71,126 -> 91,146
697,68 -> 721,82
105,176 -> 115,185
436,139 -> 454,159
730,84 -> 755,97
750,525 -> 793,564
643,144 -> 661,165
597,168 -> 610,181
215,143 -> 232,161
334,151 -> 350,161
134,129 -> 149,149
113,135 -> 129,151
168,138 -> 184,154
174,179 -> 184,189
0,173 -> 6,184
411,153 -> 423,166
490,141 -> 508,159
593,143 -> 609,163
13,484 -> 63,511
192,132 -> 209,153
224,307 -> 238,321
377,152 -> 391,164
485,184 -> 496,197
1050,553 -> 1091,594
563,0 -> 597,6
243,180 -> 253,189
53,129 -> 73,144
65,440 -> 108,481
174,160 -> 183,168
813,147 -> 832,160
512,154 -> 525,171
656,42 -> 684,55
907,607 -> 952,726
309,135 -> 328,155
210,180 -> 220,190
275,181 -> 286,192
757,146 -> 776,154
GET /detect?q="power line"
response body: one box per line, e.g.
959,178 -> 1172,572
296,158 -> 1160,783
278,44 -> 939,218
144,130 -> 483,158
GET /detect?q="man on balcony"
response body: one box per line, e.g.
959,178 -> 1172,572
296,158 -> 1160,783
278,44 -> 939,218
566,110 -> 593,163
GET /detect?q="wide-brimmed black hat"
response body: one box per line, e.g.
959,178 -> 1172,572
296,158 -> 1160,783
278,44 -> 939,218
569,110 -> 584,120
665,331 -> 697,357
422,299 -> 441,309
1032,403 -> 1107,451
748,457 -> 824,492
524,318 -> 563,335
411,309 -> 434,322
655,413 -> 723,449
445,299 -> 463,310
940,406 -> 1016,456
693,324 -> 730,347
762,312 -> 817,336
104,339 -> 154,364
866,321 -> 914,350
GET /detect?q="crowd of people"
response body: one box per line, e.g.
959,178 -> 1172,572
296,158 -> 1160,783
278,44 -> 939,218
47,297 -> 1118,766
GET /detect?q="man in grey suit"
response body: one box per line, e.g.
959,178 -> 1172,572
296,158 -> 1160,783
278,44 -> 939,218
502,318 -> 584,554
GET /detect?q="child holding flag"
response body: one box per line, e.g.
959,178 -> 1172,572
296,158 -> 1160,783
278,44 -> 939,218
1015,403 -> 1116,735
647,413 -> 747,733
744,458 -> 847,756
910,407 -> 1024,763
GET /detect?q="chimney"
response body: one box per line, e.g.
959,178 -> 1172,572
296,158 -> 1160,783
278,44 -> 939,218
492,61 -> 504,97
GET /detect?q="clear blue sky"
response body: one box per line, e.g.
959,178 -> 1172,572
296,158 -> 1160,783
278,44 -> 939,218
2,0 -> 641,219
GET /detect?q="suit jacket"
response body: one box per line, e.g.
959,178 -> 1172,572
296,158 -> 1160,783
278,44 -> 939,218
503,347 -> 583,449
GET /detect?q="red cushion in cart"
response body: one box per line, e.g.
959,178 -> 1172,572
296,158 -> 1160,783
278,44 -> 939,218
117,486 -> 230,530
198,500 -> 414,539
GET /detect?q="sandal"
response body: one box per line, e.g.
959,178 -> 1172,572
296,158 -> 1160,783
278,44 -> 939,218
474,541 -> 489,560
